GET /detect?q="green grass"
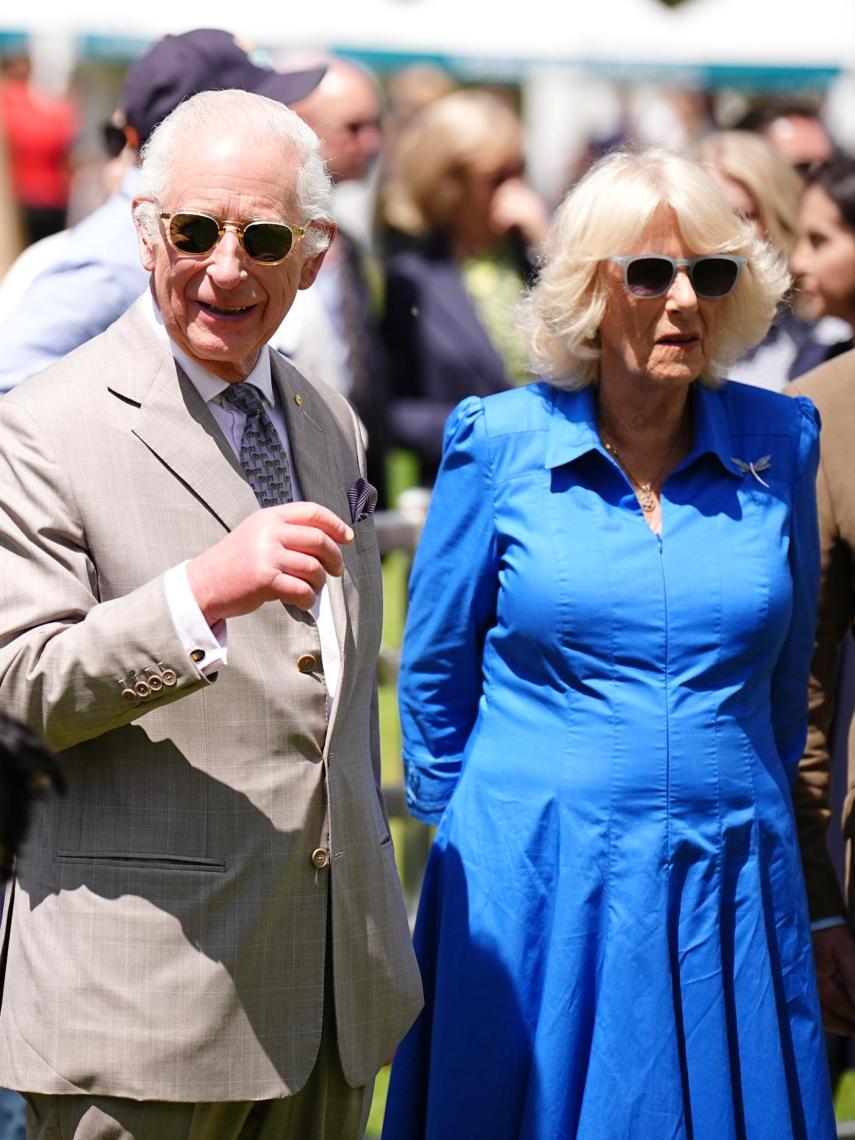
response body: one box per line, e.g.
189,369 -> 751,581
837,1070 -> 855,1121
366,1064 -> 392,1138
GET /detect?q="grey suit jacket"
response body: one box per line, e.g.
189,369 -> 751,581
0,299 -> 422,1100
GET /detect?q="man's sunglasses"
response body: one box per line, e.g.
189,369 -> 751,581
607,254 -> 746,299
159,211 -> 306,265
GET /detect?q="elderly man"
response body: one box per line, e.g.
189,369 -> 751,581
0,28 -> 325,393
0,89 -> 421,1140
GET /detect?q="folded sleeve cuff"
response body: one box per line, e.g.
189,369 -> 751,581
404,753 -> 463,824
164,562 -> 228,677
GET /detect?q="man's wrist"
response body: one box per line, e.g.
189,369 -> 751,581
164,562 -> 228,676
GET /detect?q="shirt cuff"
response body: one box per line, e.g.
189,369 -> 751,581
811,916 -> 848,932
164,562 -> 228,677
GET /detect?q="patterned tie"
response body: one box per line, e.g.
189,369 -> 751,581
222,382 -> 293,507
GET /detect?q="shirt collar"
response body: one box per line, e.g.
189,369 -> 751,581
544,378 -> 742,478
142,287 -> 275,408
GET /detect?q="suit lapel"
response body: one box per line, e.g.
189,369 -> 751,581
270,351 -> 353,702
108,306 -> 359,724
109,301 -> 259,533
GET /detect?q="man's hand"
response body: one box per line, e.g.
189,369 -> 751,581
813,924 -> 855,1035
187,503 -> 354,625
0,712 -> 65,882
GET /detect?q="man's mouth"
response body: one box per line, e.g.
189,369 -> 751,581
196,301 -> 256,317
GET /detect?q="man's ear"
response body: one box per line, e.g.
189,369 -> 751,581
132,198 -> 158,272
298,221 -> 337,290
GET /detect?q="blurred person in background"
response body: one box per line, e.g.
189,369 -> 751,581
382,63 -> 457,154
791,156 -> 855,344
275,54 -> 392,505
735,99 -> 836,179
380,89 -> 549,485
0,29 -> 324,394
787,161 -> 855,1047
383,147 -> 834,1140
0,54 -> 78,247
698,129 -> 850,388
376,63 -> 457,254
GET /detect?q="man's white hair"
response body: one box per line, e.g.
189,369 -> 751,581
134,88 -> 333,256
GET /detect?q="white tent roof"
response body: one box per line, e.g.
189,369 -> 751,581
6,0 -> 855,78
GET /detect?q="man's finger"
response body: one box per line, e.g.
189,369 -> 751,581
271,525 -> 347,577
270,502 -> 354,544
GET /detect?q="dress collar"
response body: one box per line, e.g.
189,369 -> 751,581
544,379 -> 743,479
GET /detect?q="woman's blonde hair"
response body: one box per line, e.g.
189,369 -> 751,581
381,89 -> 523,236
521,147 -> 791,388
696,129 -> 803,255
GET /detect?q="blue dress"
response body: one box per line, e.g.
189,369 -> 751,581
382,380 -> 835,1140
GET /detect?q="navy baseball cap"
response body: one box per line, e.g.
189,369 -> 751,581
119,28 -> 326,146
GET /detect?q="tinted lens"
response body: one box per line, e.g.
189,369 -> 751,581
242,222 -> 293,263
625,257 -> 674,297
169,213 -> 219,255
690,256 -> 740,298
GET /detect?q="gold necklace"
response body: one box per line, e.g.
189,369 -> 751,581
599,413 -> 689,514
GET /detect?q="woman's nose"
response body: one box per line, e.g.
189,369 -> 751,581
666,267 -> 699,310
790,238 -> 811,280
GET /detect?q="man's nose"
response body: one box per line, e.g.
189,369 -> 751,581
206,230 -> 246,286
360,122 -> 383,158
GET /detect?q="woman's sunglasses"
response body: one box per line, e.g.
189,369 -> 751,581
159,211 -> 306,265
607,254 -> 746,299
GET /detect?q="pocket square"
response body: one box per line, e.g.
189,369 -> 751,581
347,477 -> 378,523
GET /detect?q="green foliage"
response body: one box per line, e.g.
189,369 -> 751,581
836,1069 -> 855,1121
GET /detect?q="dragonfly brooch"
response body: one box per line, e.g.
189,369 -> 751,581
732,455 -> 772,488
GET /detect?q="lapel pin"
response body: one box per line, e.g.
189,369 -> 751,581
294,394 -> 303,406
732,454 -> 772,488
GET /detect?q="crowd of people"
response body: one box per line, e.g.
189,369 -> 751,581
0,23 -> 854,1140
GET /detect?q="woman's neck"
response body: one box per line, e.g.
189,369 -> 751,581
596,382 -> 692,459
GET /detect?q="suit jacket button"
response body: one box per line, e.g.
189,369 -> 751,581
311,848 -> 330,869
297,653 -> 318,674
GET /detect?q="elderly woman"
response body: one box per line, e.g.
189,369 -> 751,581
382,149 -> 834,1139
380,89 -> 549,483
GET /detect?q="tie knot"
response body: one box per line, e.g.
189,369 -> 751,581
222,382 -> 265,417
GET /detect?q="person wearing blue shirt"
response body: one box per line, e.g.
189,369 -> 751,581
383,149 -> 835,1139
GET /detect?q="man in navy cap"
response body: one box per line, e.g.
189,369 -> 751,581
0,30 -> 324,393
